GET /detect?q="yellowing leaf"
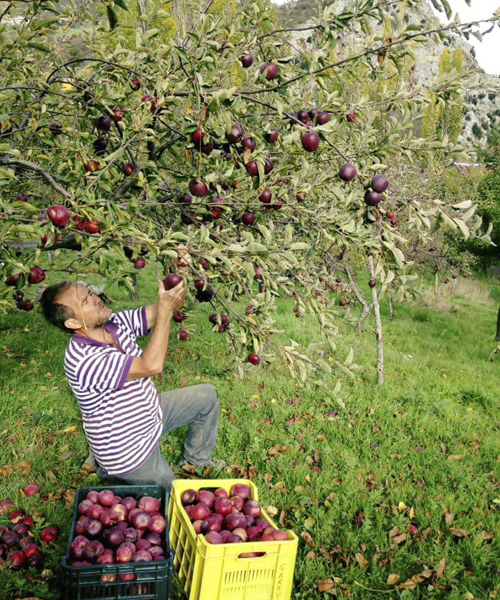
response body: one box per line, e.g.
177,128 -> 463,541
387,573 -> 400,585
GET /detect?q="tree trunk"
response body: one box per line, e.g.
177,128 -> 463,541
344,265 -> 372,333
434,271 -> 439,299
132,274 -> 140,300
389,291 -> 395,321
496,306 -> 500,341
368,256 -> 384,385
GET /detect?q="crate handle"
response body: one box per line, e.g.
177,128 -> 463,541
163,487 -> 171,557
237,551 -> 267,560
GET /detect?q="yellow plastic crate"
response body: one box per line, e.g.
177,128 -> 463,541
168,478 -> 298,600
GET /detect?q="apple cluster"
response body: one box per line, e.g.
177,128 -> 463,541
0,501 -> 58,570
69,489 -> 167,582
181,484 -> 287,549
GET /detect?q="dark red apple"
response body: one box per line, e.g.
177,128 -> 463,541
231,484 -> 251,500
369,280 -> 376,288
241,54 -> 254,68
214,497 -> 233,516
246,526 -> 261,541
242,136 -> 257,151
130,78 -> 141,90
259,189 -> 272,203
264,158 -> 274,174
242,213 -> 256,225
163,273 -> 183,290
116,543 -> 133,563
244,500 -> 261,518
265,128 -> 279,143
248,353 -> 260,365
100,509 -> 120,528
87,504 -> 104,520
93,138 -> 107,154
132,511 -> 150,531
302,131 -> 320,152
232,527 -> 248,542
196,490 -> 215,509
272,530 -> 288,540
227,124 -> 243,143
182,489 -> 197,506
3,531 -> 19,547
12,523 -> 29,537
346,111 -> 357,122
387,211 -> 395,219
260,62 -> 278,80
85,220 -> 100,234
8,550 -> 25,568
97,549 -> 115,565
245,160 -> 259,176
134,257 -> 146,269
40,526 -> 58,543
23,543 -> 41,559
48,205 -> 71,227
123,163 -> 135,176
133,550 -> 153,562
136,539 -> 152,552
317,112 -> 330,125
189,180 -> 208,197
70,536 -> 90,559
96,115 -> 111,131
191,502 -> 211,521
229,495 -> 244,512
364,191 -> 383,206
214,488 -> 228,499
17,193 -> 28,202
339,164 -> 357,181
113,108 -> 125,122
390,219 -> 398,227
84,160 -> 99,173
371,174 -> 389,193
22,484 -> 39,496
138,496 -> 160,513
205,531 -> 222,544
86,519 -> 103,537
78,499 -> 94,516
28,267 -> 45,284
148,514 -> 166,534
224,513 -> 246,531
6,274 -> 22,287
84,540 -> 105,561
76,516 -> 91,535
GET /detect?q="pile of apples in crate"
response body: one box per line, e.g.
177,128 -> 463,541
70,489 -> 167,581
181,484 -> 287,554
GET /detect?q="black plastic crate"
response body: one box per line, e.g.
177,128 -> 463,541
61,485 -> 173,600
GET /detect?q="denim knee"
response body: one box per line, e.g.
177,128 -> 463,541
204,384 -> 219,409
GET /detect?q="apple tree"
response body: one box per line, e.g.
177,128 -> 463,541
0,0 -> 495,389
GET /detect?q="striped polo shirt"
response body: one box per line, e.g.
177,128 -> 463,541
64,306 -> 163,476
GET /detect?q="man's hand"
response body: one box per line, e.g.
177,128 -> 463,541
172,244 -> 192,275
157,278 -> 187,314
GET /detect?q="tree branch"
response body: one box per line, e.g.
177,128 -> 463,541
0,157 -> 72,198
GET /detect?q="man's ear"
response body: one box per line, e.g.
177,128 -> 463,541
64,317 -> 82,332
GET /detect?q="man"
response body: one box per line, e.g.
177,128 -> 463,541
39,266 -> 223,490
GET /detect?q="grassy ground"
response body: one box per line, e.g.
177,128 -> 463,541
0,265 -> 499,599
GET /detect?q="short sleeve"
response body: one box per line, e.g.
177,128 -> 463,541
112,306 -> 151,337
76,350 -> 134,392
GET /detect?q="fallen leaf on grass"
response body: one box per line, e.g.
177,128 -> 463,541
301,531 -> 316,547
317,579 -> 337,595
389,526 -> 401,538
268,445 -> 289,457
444,508 -> 454,527
387,573 -> 400,585
435,557 -> 446,581
266,505 -> 278,516
15,461 -> 32,476
355,553 -> 368,569
450,528 -> 470,537
306,550 -> 317,560
448,454 -> 465,460
477,531 -> 495,541
393,533 -> 407,545
61,425 -> 77,434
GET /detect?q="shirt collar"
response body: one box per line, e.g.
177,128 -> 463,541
71,316 -> 119,346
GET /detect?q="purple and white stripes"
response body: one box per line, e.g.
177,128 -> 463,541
64,306 -> 163,476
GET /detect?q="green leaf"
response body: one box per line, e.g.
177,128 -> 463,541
290,242 -> 309,251
113,0 -> 129,11
107,5 -> 118,30
26,43 -> 51,52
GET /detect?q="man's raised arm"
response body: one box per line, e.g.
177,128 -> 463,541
127,279 -> 187,381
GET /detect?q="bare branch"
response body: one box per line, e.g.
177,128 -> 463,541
0,157 -> 72,198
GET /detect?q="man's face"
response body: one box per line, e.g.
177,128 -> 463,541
56,284 -> 112,333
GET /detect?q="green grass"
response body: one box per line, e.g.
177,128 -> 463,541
0,266 -> 499,599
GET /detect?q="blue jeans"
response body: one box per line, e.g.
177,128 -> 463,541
96,384 -> 220,490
